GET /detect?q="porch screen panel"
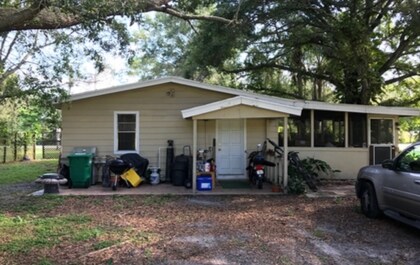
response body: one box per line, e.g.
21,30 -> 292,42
280,109 -> 311,147
370,119 -> 393,144
348,113 -> 367,147
314,110 -> 344,147
117,114 -> 136,151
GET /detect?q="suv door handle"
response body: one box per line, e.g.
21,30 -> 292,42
415,180 -> 420,185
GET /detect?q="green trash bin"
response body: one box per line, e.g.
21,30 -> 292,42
68,153 -> 94,188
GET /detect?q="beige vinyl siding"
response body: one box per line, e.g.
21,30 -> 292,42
266,119 -> 280,143
245,118 -> 280,152
246,119 -> 266,152
61,84 -> 231,168
197,120 -> 216,151
194,105 -> 288,120
290,148 -> 369,179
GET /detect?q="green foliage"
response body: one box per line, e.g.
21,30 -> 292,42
0,0 -> 234,107
11,195 -> 66,214
380,79 -> 420,143
0,214 -> 98,253
1,1 -> 418,107
301,157 -> 340,178
288,157 -> 339,194
0,160 -> 58,185
93,240 -> 120,250
400,117 -> 420,143
129,14 -> 194,79
182,0 -> 420,104
287,164 -> 306,195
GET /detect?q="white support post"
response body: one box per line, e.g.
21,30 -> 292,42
345,112 -> 349,148
283,116 -> 288,189
310,110 -> 314,148
193,119 -> 197,194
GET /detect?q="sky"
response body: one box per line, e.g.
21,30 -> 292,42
69,54 -> 138,94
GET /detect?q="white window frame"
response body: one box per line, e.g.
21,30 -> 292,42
368,116 -> 395,145
114,111 -> 139,154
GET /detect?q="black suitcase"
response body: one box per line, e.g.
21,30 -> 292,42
172,146 -> 192,187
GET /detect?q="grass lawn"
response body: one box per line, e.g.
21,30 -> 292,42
0,159 -> 58,185
0,160 -> 418,264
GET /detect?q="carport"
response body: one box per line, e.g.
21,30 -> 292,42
181,95 -> 303,193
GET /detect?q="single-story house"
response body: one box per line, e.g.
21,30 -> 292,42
59,76 -> 420,192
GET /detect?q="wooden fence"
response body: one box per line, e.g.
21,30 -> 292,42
0,139 -> 61,163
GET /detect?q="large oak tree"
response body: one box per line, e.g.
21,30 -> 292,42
0,0 -> 236,102
1,0 -> 419,105
182,0 -> 420,104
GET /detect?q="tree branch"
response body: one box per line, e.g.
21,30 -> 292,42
0,32 -> 9,61
0,1 -> 235,32
152,6 -> 235,24
0,4 -> 44,32
378,33 -> 417,75
0,32 -> 39,84
2,31 -> 21,65
369,0 -> 394,30
384,72 -> 419,85
224,62 -> 341,87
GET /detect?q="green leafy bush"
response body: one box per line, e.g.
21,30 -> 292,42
301,157 -> 340,178
287,157 -> 340,194
287,164 -> 306,194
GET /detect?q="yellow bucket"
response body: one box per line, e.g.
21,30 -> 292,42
121,168 -> 142,187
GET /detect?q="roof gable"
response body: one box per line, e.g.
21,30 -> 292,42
182,96 -> 302,119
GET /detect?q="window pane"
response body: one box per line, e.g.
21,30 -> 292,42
117,113 -> 137,151
288,110 -> 311,147
397,145 -> 420,172
314,110 -> 344,147
371,119 -> 393,144
118,114 -> 136,123
349,113 -> 367,147
118,123 -> 136,131
118,133 -> 135,150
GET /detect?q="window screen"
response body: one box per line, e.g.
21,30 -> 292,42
370,119 -> 393,144
348,113 -> 367,147
287,110 -> 311,147
117,113 -> 136,151
314,110 -> 344,147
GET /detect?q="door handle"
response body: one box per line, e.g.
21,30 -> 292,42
415,180 -> 420,185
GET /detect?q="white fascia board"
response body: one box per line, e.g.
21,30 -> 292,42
70,77 -> 177,101
69,76 -> 251,102
182,96 -> 302,118
296,100 -> 420,116
240,96 -> 302,115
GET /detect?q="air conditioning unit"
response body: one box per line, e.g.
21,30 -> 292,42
369,144 -> 395,165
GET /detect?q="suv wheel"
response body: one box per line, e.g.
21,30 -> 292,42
360,182 -> 381,218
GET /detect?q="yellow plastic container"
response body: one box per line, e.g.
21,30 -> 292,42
121,168 -> 142,187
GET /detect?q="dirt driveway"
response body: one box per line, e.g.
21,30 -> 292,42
1,183 -> 420,265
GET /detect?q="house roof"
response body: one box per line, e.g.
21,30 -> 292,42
67,76 -> 420,117
181,96 -> 302,119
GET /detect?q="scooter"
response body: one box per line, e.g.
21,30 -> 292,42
247,142 -> 275,189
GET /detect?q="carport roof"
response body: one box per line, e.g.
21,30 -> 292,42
181,96 -> 303,119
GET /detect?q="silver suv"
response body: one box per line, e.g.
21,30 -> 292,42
355,142 -> 420,229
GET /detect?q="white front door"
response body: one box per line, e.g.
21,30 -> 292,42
216,119 -> 245,176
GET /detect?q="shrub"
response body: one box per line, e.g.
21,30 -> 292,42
287,164 -> 306,194
301,157 -> 340,179
287,157 -> 340,194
